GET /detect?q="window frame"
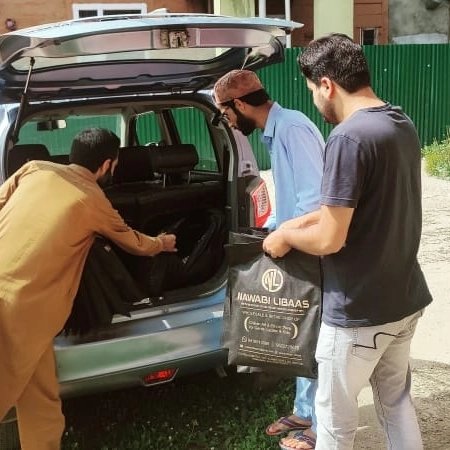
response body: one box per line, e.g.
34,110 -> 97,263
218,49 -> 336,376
72,3 -> 147,19
360,28 -> 379,45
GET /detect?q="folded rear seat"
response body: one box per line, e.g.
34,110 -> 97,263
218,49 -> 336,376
105,144 -> 224,231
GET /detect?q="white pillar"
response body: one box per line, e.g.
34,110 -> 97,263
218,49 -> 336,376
259,0 -> 266,17
285,0 -> 292,48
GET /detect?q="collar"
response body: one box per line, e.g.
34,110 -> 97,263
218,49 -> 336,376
68,164 -> 97,182
262,102 -> 282,140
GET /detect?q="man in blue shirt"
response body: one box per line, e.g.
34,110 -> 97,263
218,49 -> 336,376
213,69 -> 324,449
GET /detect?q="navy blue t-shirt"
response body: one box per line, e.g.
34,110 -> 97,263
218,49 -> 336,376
321,103 -> 432,327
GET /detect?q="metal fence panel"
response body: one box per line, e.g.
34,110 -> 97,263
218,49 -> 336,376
252,45 -> 450,169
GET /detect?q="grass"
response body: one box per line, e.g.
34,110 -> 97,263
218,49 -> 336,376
422,133 -> 450,180
62,370 -> 295,450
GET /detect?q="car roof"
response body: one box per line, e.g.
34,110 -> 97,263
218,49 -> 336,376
0,13 -> 302,102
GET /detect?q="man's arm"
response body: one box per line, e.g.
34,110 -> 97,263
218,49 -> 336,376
93,195 -> 176,256
278,209 -> 321,230
284,123 -> 324,217
263,205 -> 354,257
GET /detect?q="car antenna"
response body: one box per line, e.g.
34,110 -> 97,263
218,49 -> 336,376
12,57 -> 35,144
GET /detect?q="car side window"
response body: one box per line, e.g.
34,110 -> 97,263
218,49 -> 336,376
172,107 -> 219,172
135,111 -> 163,146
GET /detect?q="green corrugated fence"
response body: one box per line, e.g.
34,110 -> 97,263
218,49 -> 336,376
253,45 -> 450,169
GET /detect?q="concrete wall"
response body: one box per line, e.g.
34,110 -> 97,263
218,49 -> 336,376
390,0 -> 449,43
314,0 -> 354,39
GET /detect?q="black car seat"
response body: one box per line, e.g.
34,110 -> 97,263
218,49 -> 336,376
105,146 -> 155,227
137,144 -> 223,227
7,143 -> 51,175
148,144 -> 198,186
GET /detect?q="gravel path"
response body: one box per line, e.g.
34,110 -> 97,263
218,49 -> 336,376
419,170 -> 450,265
355,167 -> 450,449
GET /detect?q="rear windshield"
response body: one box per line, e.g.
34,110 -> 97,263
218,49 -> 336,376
18,114 -> 121,156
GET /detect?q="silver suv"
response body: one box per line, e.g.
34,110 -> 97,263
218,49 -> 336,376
0,12 -> 300,446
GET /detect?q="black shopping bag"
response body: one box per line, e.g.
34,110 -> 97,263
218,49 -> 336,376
223,232 -> 322,378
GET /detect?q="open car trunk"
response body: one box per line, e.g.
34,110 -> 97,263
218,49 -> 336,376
65,207 -> 227,335
64,141 -> 228,334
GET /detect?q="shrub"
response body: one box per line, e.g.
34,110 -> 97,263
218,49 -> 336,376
422,133 -> 450,180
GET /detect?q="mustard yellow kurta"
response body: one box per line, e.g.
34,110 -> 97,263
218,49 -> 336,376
0,161 -> 163,448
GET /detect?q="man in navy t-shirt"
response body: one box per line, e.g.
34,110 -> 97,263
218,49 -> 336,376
263,34 -> 432,450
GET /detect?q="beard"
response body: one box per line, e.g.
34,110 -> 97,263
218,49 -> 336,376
97,167 -> 113,188
317,97 -> 339,125
234,108 -> 257,136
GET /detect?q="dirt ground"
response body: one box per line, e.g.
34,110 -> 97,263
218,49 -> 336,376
260,167 -> 450,449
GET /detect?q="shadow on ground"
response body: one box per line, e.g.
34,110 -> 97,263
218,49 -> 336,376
354,360 -> 450,450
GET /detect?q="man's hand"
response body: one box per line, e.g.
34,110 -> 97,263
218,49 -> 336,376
262,229 -> 291,258
158,233 -> 177,252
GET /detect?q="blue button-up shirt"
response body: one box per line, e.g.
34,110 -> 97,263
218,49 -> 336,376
261,102 -> 324,230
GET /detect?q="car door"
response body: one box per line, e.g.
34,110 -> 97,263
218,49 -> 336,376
0,14 -> 302,103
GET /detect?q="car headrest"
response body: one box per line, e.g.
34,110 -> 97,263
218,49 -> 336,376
7,143 -> 51,175
148,144 -> 199,174
113,146 -> 154,184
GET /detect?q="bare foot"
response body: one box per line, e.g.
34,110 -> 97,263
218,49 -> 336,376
279,428 -> 317,449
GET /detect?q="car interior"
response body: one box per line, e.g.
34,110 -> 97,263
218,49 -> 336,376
7,99 -> 240,326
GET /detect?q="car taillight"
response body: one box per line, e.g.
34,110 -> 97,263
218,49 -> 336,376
142,368 -> 178,386
251,180 -> 271,227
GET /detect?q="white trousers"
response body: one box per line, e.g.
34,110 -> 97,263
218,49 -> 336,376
315,310 -> 424,450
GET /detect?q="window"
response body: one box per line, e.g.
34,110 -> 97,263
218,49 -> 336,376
135,108 -> 218,172
73,3 -> 147,19
173,107 -> 218,172
135,112 -> 163,146
360,28 -> 378,45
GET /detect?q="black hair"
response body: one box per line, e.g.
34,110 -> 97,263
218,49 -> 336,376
298,33 -> 371,93
220,88 -> 270,108
69,128 -> 120,173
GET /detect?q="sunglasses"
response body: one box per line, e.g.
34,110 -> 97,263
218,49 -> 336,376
212,89 -> 267,124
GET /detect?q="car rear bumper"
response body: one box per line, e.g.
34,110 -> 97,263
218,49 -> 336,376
54,288 -> 227,398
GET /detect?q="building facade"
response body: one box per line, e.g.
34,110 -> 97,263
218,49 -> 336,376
0,0 -> 210,33
2,0 -> 448,45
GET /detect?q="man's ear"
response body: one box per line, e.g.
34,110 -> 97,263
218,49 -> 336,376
99,158 -> 112,175
233,98 -> 245,112
319,77 -> 335,100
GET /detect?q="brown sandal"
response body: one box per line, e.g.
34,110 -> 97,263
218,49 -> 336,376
265,416 -> 311,436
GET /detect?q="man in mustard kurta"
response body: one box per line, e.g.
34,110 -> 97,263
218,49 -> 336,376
0,128 -> 176,449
